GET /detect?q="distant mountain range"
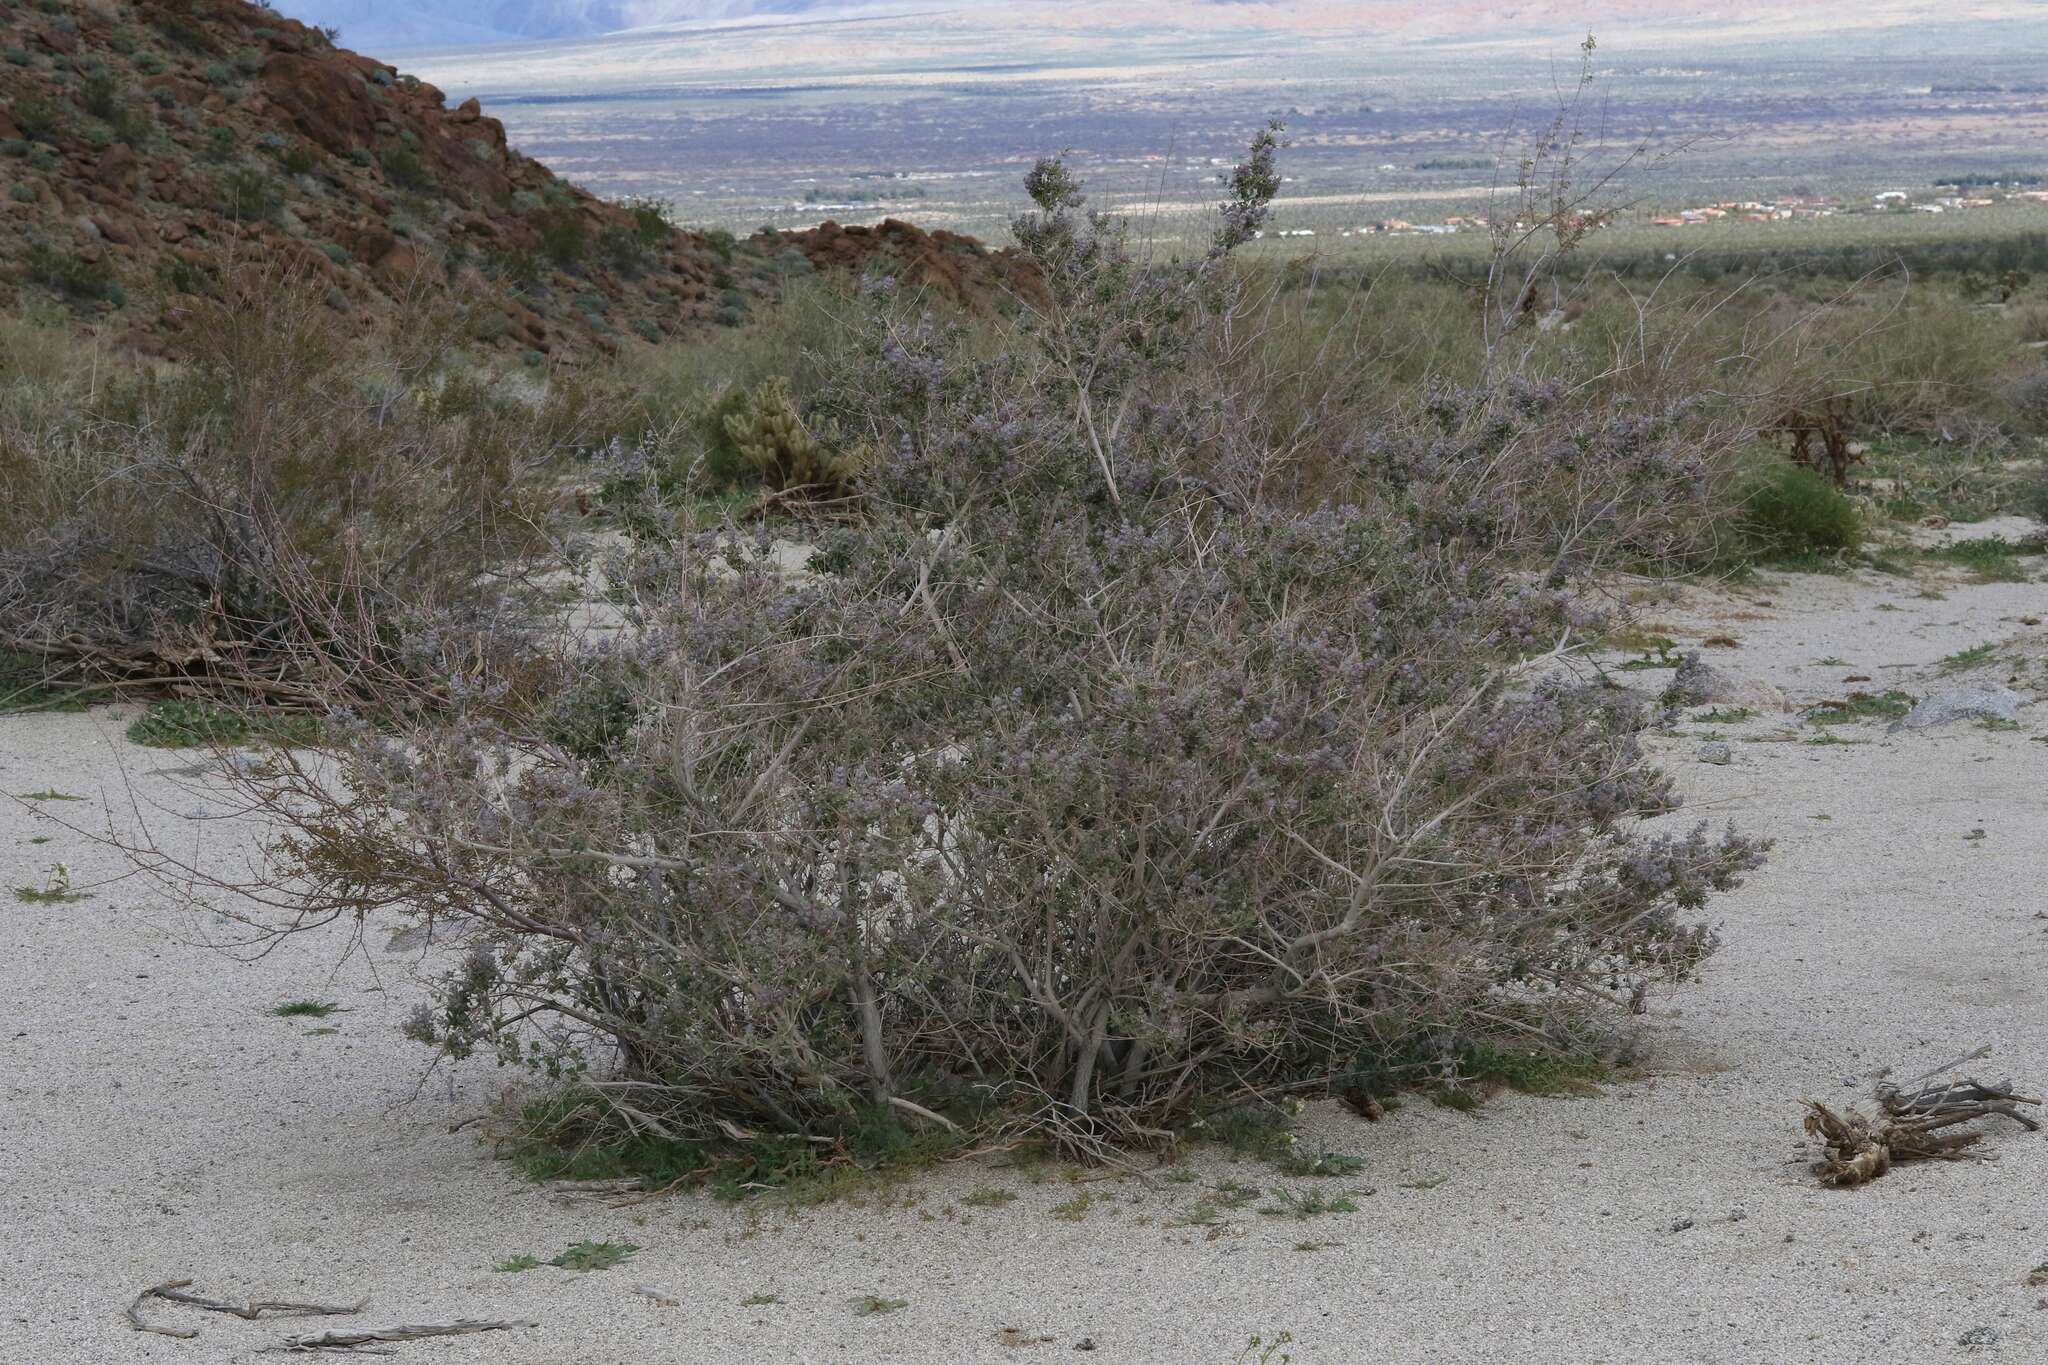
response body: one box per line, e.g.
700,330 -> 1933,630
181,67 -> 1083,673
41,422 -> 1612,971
273,0 -> 2040,61
270,2 -> 893,54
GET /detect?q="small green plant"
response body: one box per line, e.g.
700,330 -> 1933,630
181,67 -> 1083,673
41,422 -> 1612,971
1928,537 -> 2039,583
1938,642 -> 1998,673
1740,463 -> 1863,558
1399,1174 -> 1448,1190
1694,706 -> 1757,724
1237,1330 -> 1295,1364
1269,1149 -> 1364,1178
493,1255 -> 543,1273
1049,1190 -> 1094,1222
273,1000 -> 340,1018
13,881 -> 90,905
1805,690 -> 1915,726
551,1240 -> 637,1271
15,789 -> 85,802
852,1294 -> 907,1317
1170,1202 -> 1223,1227
126,700 -> 250,747
1609,634 -> 1680,671
1258,1187 -> 1360,1220
1228,1334 -> 1294,1365
740,1292 -> 780,1306
1210,1178 -> 1261,1209
960,1185 -> 1017,1208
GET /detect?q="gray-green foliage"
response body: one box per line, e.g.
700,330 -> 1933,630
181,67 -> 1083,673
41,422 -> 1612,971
246,135 -> 1766,1162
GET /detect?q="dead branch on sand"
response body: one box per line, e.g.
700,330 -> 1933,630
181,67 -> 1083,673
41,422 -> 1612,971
1803,1048 -> 2040,1186
273,1319 -> 537,1352
124,1279 -> 368,1341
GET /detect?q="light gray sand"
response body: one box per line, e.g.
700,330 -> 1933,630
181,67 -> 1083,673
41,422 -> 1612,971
3,539 -> 2044,1365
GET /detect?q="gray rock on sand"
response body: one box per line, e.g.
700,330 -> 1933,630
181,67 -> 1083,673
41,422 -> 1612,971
1662,651 -> 1790,712
1697,742 -> 1733,765
1888,685 -> 2033,733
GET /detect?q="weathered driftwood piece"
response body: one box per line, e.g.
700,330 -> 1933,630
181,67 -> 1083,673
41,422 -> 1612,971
125,1281 -> 201,1339
125,1279 -> 369,1340
156,1285 -> 370,1320
278,1318 -> 537,1351
1804,1053 -> 2040,1186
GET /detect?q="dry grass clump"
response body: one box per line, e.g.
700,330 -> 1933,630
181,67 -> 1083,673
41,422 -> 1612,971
0,273 -> 609,708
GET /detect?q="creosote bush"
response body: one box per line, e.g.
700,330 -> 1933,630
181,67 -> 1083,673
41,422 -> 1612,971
210,137 -> 1768,1160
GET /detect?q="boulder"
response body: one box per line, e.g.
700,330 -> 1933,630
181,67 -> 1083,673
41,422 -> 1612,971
1888,686 -> 2033,733
259,52 -> 378,157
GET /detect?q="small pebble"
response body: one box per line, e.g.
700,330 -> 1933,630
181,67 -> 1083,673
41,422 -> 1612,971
1697,742 -> 1733,765
1959,1325 -> 1998,1346
1670,1217 -> 1695,1233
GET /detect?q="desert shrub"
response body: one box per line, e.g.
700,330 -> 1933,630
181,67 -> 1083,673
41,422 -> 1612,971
599,223 -> 651,276
601,276 -> 875,506
2013,300 -> 2048,345
620,196 -> 673,246
78,70 -> 121,119
540,207 -> 586,267
0,274 -> 608,701
218,139 -> 1766,1159
219,167 -> 282,223
719,375 -> 864,493
8,86 -> 60,141
2000,367 -> 2048,436
21,241 -> 123,306
1738,462 -> 1864,556
379,142 -> 431,192
2015,467 -> 2048,523
280,141 -> 319,175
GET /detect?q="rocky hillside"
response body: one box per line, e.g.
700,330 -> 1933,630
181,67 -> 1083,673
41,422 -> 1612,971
0,0 -> 1030,363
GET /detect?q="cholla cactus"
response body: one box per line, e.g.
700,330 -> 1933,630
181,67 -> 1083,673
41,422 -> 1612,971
722,376 -> 862,494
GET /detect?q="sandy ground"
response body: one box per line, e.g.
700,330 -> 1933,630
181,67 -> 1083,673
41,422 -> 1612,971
3,531 -> 2045,1365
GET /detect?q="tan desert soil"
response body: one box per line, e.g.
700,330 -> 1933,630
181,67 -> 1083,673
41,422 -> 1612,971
2,531 -> 2044,1364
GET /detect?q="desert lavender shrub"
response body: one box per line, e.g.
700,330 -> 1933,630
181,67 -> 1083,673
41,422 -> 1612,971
215,137 -> 1767,1154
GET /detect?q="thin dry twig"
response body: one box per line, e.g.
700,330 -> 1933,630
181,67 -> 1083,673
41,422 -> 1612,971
278,1318 -> 537,1351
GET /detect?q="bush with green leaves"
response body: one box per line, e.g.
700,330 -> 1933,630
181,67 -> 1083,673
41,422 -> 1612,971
217,136 -> 1766,1160
379,142 -> 432,192
540,207 -> 587,267
220,167 -> 283,223
1738,463 -> 1864,557
22,241 -> 123,306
